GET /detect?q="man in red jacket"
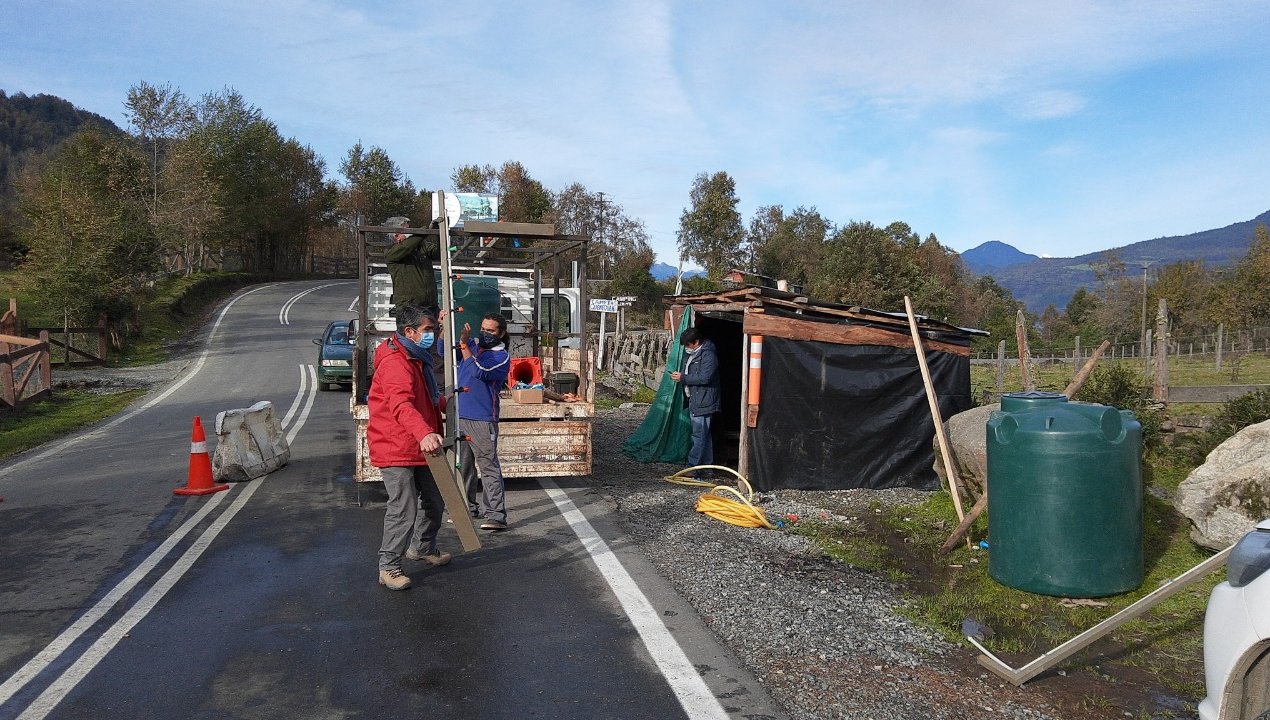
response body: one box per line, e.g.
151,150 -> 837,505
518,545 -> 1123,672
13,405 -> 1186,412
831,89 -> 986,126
368,303 -> 453,590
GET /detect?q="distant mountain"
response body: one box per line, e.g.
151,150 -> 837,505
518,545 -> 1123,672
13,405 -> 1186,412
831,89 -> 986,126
978,209 -> 1270,312
650,261 -> 705,281
961,241 -> 1038,273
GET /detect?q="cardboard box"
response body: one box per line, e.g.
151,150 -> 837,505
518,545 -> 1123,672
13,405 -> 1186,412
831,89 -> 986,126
511,388 -> 543,404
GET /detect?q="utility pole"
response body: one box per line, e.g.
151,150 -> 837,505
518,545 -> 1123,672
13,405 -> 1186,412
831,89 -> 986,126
1132,259 -> 1157,368
596,191 -> 607,280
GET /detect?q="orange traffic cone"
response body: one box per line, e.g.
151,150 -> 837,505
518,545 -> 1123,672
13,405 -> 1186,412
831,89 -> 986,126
174,416 -> 229,496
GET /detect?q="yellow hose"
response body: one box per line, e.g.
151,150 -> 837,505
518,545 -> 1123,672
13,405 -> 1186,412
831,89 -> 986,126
665,466 -> 776,529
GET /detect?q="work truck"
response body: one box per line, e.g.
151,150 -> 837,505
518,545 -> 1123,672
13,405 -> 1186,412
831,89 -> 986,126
349,195 -> 595,483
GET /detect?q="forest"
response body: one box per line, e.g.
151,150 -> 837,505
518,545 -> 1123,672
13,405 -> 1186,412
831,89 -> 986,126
3,85 -> 1269,357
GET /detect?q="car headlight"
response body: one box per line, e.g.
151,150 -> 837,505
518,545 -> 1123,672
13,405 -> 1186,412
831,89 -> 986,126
1227,521 -> 1270,588
321,359 -> 351,367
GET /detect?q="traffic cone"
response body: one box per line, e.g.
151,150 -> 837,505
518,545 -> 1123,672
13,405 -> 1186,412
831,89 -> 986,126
174,416 -> 229,496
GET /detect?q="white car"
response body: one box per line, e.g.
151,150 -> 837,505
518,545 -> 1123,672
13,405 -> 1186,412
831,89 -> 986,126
1200,519 -> 1270,720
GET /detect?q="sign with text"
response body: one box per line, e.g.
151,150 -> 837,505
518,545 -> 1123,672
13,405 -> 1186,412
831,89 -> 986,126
614,296 -> 637,306
589,298 -> 618,313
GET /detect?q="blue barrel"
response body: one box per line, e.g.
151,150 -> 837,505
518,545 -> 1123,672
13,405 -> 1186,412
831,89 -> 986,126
986,391 -> 1143,597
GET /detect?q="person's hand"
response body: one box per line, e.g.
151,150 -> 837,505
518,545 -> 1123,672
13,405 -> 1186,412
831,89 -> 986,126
669,371 -> 682,381
419,433 -> 443,454
460,322 -> 471,343
437,309 -> 449,323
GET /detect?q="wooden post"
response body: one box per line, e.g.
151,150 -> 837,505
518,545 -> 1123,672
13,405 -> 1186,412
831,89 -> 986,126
738,332 -> 751,480
1,353 -> 13,409
995,340 -> 1005,396
904,297 -> 966,523
1073,335 -> 1081,373
1216,323 -> 1224,371
1063,340 -> 1111,399
1015,310 -> 1034,391
1153,299 -> 1168,402
39,330 -> 51,393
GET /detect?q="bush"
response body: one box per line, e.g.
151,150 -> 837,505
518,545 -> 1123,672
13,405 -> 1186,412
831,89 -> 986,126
1174,388 -> 1270,464
1077,363 -> 1163,449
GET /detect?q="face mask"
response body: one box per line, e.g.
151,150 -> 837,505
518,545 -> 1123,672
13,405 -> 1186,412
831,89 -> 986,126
416,331 -> 436,350
477,331 -> 500,349
684,345 -> 698,355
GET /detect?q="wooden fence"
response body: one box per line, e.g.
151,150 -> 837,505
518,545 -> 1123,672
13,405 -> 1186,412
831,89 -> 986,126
22,315 -> 107,367
0,330 -> 52,412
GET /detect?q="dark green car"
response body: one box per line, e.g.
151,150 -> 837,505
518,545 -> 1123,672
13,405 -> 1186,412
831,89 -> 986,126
314,320 -> 353,390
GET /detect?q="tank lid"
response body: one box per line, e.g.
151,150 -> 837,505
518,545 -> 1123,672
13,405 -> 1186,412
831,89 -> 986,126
1000,390 -> 1067,412
1003,391 -> 1067,400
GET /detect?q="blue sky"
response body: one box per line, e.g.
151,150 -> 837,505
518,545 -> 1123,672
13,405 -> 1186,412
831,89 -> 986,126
4,1 -> 1270,267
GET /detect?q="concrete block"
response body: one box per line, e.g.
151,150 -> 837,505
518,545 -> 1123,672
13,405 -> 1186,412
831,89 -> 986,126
212,400 -> 290,482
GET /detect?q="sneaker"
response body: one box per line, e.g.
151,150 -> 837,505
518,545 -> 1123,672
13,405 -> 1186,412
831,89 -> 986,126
480,520 -> 508,531
378,568 -> 411,591
405,548 -> 452,566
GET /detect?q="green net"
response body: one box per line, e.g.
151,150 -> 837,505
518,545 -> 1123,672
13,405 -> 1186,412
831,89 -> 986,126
622,307 -> 693,463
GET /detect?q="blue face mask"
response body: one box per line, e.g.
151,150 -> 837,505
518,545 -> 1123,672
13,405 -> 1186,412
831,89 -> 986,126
396,330 -> 436,358
416,331 -> 436,350
477,331 -> 500,349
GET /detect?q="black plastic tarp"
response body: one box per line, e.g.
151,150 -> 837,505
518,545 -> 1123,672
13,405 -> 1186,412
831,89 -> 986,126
749,337 -> 970,491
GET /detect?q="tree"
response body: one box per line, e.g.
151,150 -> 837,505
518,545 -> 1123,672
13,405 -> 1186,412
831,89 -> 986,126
677,171 -> 743,279
16,128 -> 158,327
451,164 -> 497,193
747,205 -> 829,286
495,161 -> 551,223
1210,224 -> 1270,331
339,142 -> 415,224
124,81 -> 194,217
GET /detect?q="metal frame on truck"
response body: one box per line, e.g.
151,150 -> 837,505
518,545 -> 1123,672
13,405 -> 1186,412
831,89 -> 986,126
350,197 -> 593,484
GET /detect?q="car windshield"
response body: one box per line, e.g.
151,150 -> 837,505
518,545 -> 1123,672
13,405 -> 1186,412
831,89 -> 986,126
327,326 -> 349,344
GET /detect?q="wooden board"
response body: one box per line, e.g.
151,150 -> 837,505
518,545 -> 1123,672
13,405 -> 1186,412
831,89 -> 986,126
499,420 -> 591,477
743,312 -> 971,356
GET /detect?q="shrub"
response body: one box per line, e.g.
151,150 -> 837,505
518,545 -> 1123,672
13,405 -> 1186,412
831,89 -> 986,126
1076,363 -> 1162,448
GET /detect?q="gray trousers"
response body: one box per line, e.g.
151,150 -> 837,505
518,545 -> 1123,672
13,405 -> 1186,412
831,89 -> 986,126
458,418 -> 506,525
378,464 -> 444,570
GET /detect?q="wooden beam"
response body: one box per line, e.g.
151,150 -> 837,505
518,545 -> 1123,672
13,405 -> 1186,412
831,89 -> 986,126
939,491 -> 989,554
1015,310 -> 1035,391
462,220 -> 557,237
743,312 -> 971,356
905,296 -> 966,524
1063,340 -> 1111,399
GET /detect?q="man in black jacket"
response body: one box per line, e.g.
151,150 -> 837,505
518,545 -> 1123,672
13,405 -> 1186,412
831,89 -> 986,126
670,327 -> 721,472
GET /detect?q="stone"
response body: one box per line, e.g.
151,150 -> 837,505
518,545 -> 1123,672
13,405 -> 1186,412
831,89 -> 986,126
1175,418 -> 1270,550
933,403 -> 998,498
211,400 -> 290,482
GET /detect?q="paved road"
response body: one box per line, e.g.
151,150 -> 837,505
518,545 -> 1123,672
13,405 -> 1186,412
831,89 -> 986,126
0,282 -> 783,720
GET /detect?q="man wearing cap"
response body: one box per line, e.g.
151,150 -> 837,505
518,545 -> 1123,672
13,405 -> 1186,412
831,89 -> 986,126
383,216 -> 440,315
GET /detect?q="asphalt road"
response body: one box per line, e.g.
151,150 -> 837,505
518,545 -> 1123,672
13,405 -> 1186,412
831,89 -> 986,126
0,281 -> 783,720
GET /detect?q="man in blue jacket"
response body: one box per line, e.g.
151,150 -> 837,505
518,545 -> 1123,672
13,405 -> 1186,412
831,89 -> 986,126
457,312 -> 512,530
670,327 -> 721,473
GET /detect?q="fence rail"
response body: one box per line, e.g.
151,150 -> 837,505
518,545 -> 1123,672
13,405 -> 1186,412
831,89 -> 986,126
0,331 -> 52,412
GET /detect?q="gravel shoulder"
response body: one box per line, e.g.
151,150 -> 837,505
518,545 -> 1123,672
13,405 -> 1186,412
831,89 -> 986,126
593,404 -> 1074,720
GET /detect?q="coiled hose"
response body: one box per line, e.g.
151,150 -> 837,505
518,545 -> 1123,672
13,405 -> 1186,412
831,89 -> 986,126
665,465 -> 775,529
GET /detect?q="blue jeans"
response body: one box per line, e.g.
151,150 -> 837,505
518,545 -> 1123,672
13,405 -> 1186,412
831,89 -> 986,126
688,413 -> 714,468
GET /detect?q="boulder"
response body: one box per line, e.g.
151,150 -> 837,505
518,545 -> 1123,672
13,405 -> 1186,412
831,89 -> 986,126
212,400 -> 290,482
1175,418 -> 1270,550
933,403 -> 999,498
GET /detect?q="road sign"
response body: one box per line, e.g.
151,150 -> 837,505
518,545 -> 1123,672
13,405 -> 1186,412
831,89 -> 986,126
589,298 -> 618,313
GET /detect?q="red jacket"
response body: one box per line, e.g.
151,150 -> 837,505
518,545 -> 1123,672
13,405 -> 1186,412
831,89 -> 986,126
367,337 -> 444,467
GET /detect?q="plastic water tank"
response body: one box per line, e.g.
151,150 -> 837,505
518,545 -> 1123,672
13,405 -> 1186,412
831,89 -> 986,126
986,391 -> 1143,597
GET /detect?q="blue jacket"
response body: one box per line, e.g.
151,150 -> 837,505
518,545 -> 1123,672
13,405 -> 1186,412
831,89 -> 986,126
681,338 -> 721,416
457,339 -> 510,422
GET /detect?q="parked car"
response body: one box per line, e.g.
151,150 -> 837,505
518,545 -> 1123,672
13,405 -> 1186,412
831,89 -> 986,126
314,320 -> 353,390
1200,518 -> 1270,720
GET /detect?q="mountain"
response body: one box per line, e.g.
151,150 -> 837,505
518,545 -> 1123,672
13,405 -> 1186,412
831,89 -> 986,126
960,241 -> 1038,273
650,261 -> 705,281
977,209 -> 1270,312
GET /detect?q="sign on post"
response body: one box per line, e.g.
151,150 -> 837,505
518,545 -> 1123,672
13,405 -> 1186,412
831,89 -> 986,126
589,298 -> 618,313
614,295 -> 637,307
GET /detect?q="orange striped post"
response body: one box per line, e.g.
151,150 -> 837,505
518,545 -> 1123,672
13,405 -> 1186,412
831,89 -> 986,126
746,335 -> 763,428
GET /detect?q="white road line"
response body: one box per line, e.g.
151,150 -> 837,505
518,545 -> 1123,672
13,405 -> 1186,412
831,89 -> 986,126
279,282 -> 348,325
285,365 -> 318,447
540,479 -> 729,720
0,492 -> 229,707
0,284 -> 278,482
17,478 -> 268,720
279,364 -> 309,429
0,312 -> 323,717
347,297 -> 358,313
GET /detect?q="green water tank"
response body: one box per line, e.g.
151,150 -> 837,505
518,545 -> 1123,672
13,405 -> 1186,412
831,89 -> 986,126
986,391 -> 1143,597
440,274 -> 501,336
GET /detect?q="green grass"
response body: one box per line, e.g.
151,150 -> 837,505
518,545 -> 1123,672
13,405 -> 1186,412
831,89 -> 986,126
0,390 -> 145,460
972,354 -> 1270,402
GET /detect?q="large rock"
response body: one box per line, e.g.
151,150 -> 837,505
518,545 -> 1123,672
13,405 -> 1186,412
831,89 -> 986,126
212,401 -> 290,482
933,403 -> 998,499
1175,418 -> 1270,550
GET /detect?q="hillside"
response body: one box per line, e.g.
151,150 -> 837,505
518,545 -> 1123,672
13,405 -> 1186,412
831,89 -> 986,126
650,261 -> 705,281
0,90 -> 123,196
981,209 -> 1270,311
961,240 -> 1038,273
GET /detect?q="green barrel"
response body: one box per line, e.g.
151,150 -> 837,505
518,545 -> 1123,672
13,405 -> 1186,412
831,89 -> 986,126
986,391 -> 1143,597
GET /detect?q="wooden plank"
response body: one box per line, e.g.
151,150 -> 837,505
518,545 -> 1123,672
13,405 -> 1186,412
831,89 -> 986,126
462,220 -> 557,237
743,312 -> 970,356
500,402 -> 593,419
0,334 -> 39,346
905,296 -> 966,524
973,544 -> 1233,686
426,448 -> 481,552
